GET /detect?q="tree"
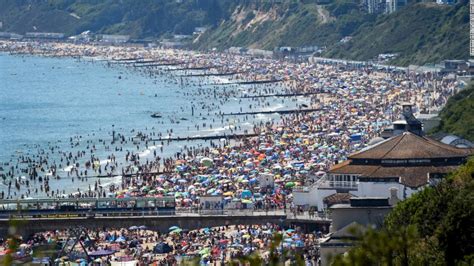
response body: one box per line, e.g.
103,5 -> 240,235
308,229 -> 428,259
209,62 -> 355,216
331,158 -> 474,265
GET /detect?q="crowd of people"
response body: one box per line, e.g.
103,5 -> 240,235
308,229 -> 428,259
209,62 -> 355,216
1,224 -> 320,265
0,40 -> 459,206
0,40 -> 462,264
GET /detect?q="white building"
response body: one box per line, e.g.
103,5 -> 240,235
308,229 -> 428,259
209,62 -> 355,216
293,131 -> 472,211
100,34 -> 130,43
363,0 -> 386,14
436,0 -> 455,4
25,32 -> 65,39
385,0 -> 407,14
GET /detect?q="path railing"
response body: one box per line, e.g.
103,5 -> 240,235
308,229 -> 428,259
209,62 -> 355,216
2,208 -> 331,222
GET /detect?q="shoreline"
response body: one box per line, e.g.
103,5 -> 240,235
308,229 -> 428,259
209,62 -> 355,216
0,40 -> 460,203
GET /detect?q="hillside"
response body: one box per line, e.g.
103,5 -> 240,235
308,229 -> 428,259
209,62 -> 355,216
0,0 -> 238,38
192,0 -> 374,50
432,83 -> 474,141
0,0 -> 469,65
324,1 -> 469,66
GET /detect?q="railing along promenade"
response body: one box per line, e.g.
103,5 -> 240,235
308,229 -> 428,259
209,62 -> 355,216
0,207 -> 330,221
0,203 -> 332,236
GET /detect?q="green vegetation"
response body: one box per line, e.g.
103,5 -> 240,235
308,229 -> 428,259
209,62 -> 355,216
0,0 -> 238,38
432,83 -> 474,141
193,0 -> 374,50
325,0 -> 469,66
0,0 -> 469,65
331,157 -> 474,265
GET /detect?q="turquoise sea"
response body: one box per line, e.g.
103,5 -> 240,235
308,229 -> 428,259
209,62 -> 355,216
0,53 -> 306,197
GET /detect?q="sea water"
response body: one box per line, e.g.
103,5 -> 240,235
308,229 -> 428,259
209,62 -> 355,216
0,53 -> 307,197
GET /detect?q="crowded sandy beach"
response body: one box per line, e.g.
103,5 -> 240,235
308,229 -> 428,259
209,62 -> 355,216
1,223 -> 320,265
0,40 -> 462,264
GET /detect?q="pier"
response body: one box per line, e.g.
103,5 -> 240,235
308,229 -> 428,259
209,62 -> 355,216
65,170 -> 171,179
133,62 -> 181,67
163,66 -> 214,71
205,79 -> 283,86
241,92 -> 319,98
179,71 -> 244,77
152,133 -> 258,142
222,108 -> 321,116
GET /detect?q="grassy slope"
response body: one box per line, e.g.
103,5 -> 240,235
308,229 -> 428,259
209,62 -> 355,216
0,0 -> 469,65
431,84 -> 474,141
0,0 -> 237,38
193,0 -> 373,50
324,1 -> 469,66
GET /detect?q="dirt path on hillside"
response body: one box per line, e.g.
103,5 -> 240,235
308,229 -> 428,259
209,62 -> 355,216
316,5 -> 335,24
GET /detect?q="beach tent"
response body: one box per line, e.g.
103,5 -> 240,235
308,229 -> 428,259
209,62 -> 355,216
153,243 -> 173,254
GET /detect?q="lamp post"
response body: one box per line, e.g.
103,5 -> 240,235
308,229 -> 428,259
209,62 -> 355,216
279,217 -> 286,263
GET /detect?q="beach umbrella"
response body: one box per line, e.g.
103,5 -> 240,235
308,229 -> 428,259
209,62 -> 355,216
115,236 -> 126,242
153,243 -> 173,254
199,247 -> 210,255
139,225 -> 147,230
169,226 -> 180,231
170,228 -> 182,234
200,158 -> 213,167
296,240 -> 304,247
241,189 -> 252,197
176,165 -> 187,172
241,199 -> 253,204
285,182 -> 296,188
128,226 -> 138,230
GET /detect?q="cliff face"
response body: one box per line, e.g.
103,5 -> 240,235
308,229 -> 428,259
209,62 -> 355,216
193,1 -> 369,50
